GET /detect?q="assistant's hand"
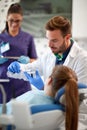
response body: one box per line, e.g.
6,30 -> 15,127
18,55 -> 30,64
0,56 -> 8,64
24,70 -> 44,90
8,61 -> 20,73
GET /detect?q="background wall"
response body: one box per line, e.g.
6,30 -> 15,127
72,0 -> 87,51
72,0 -> 87,39
21,0 -> 72,38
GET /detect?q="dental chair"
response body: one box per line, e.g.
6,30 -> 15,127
0,83 -> 87,130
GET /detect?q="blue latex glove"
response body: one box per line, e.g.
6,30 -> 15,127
0,56 -> 8,64
8,61 -> 20,73
18,55 -> 30,64
24,70 -> 44,90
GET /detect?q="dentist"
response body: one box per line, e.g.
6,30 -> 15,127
8,16 -> 87,85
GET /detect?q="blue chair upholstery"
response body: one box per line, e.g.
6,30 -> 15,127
31,104 -> 65,114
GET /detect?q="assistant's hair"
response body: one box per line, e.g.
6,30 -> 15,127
7,3 -> 23,16
45,16 -> 71,37
2,3 -> 23,33
50,65 -> 79,130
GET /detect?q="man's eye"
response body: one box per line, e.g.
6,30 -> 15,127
52,40 -> 58,42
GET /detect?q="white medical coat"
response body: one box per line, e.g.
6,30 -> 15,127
20,41 -> 87,85
8,41 -> 87,85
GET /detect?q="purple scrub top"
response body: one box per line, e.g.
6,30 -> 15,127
0,29 -> 37,103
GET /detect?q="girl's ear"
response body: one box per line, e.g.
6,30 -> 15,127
47,77 -> 52,85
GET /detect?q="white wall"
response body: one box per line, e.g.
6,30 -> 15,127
72,0 -> 87,39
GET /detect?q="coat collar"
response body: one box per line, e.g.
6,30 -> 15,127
69,41 -> 81,58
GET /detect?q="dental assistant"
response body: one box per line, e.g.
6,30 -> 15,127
0,3 -> 37,103
8,16 -> 87,85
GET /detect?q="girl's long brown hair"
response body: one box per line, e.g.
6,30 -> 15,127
50,65 -> 79,130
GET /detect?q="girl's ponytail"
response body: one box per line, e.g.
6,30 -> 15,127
65,79 -> 79,130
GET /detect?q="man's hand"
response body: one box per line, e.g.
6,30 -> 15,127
24,70 -> 44,90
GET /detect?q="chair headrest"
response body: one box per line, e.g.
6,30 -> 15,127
55,83 -> 87,105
